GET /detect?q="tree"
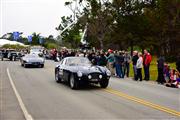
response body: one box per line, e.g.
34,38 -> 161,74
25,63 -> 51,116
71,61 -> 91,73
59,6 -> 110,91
58,0 -> 180,60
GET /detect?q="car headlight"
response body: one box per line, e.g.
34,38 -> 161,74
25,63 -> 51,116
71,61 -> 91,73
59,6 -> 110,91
88,75 -> 92,79
106,70 -> 111,76
42,59 -> 45,63
77,71 -> 83,77
99,75 -> 103,79
39,59 -> 44,63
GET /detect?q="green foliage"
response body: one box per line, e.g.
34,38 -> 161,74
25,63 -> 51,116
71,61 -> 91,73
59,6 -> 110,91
2,44 -> 27,49
57,0 -> 179,60
44,43 -> 58,49
56,14 -> 82,48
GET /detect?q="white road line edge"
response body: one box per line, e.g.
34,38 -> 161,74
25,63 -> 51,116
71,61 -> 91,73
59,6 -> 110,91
7,68 -> 33,120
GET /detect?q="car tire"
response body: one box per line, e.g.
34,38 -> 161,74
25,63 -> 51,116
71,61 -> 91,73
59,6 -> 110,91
41,64 -> 44,68
100,79 -> 109,88
12,56 -> 15,61
39,64 -> 44,68
69,74 -> 79,89
55,70 -> 62,83
24,64 -> 27,68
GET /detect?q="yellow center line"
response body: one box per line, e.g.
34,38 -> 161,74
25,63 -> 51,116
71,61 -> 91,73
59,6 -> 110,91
103,88 -> 180,117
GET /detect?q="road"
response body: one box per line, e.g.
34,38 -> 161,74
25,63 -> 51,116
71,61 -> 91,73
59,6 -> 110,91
0,60 -> 180,120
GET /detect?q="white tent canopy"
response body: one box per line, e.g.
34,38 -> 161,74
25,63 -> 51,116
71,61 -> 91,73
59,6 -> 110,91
0,39 -> 27,47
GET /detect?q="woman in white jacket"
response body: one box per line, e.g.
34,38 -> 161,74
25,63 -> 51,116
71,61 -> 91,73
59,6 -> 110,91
136,52 -> 143,81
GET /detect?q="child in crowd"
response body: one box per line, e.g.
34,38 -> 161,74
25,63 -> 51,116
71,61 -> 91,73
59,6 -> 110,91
165,69 -> 180,88
163,64 -> 170,83
175,71 -> 180,88
170,69 -> 176,83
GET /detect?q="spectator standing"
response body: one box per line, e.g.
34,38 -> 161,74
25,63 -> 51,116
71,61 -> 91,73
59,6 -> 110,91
124,51 -> 131,77
106,49 -> 115,76
176,54 -> 180,72
157,56 -> 165,84
52,48 -> 57,61
87,50 -> 94,61
119,51 -> 125,78
132,51 -> 138,80
143,49 -> 152,80
91,53 -> 98,65
114,51 -> 121,78
98,51 -> 107,66
136,52 -> 143,81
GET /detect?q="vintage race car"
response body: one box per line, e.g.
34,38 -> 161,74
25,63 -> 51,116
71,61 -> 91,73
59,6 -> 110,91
55,57 -> 111,89
20,54 -> 45,68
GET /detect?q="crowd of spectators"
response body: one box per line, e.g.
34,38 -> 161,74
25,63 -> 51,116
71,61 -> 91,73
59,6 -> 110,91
48,48 -> 179,88
1,47 -> 179,88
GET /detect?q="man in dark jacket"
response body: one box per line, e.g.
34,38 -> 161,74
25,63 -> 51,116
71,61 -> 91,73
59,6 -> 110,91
98,52 -> 107,66
176,54 -> 180,72
124,52 -> 131,77
117,51 -> 125,78
157,56 -> 165,84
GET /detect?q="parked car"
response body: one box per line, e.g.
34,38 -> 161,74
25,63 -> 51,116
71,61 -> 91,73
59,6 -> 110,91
0,49 -> 16,60
55,57 -> 111,89
0,51 -> 4,61
7,52 -> 18,61
20,54 -> 45,68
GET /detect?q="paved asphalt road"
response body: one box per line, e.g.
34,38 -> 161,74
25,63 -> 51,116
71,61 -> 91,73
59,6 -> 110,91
0,60 -> 180,120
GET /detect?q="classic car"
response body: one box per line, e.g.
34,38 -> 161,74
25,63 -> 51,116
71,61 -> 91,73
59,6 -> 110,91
0,49 -> 15,61
55,57 -> 111,89
0,51 -> 3,61
20,54 -> 45,68
7,52 -> 18,61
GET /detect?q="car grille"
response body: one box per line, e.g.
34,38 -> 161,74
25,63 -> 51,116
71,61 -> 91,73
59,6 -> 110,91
32,62 -> 40,64
89,73 -> 101,79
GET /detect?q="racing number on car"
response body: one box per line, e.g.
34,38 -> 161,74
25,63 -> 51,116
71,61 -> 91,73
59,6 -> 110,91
59,69 -> 63,75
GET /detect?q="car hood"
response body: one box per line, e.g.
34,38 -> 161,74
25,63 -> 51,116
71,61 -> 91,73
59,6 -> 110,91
70,65 -> 107,74
23,57 -> 44,62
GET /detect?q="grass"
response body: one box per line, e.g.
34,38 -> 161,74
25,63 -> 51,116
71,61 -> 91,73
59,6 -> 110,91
129,56 -> 176,81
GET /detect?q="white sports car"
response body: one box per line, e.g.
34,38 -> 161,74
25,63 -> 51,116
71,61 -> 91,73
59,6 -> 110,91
20,54 -> 45,68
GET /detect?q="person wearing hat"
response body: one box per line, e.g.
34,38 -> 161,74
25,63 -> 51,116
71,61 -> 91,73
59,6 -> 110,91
106,49 -> 115,75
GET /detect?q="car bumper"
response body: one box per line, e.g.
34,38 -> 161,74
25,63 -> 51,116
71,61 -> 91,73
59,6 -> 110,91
75,74 -> 110,83
24,62 -> 44,66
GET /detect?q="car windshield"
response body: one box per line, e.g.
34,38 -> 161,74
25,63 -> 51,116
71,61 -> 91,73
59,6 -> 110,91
11,52 -> 17,55
25,54 -> 39,58
67,57 -> 91,66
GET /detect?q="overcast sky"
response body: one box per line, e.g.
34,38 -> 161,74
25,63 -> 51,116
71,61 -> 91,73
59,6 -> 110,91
0,0 -> 72,37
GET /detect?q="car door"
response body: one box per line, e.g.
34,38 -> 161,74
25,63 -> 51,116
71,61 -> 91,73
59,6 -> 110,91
58,59 -> 65,80
62,60 -> 71,81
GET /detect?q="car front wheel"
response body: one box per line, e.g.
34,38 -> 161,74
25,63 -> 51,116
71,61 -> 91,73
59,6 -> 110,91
100,79 -> 109,88
24,64 -> 27,68
69,74 -> 79,89
55,70 -> 61,83
39,64 -> 44,68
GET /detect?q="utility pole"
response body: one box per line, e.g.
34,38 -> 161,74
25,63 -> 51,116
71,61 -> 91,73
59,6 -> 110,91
59,0 -> 88,44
